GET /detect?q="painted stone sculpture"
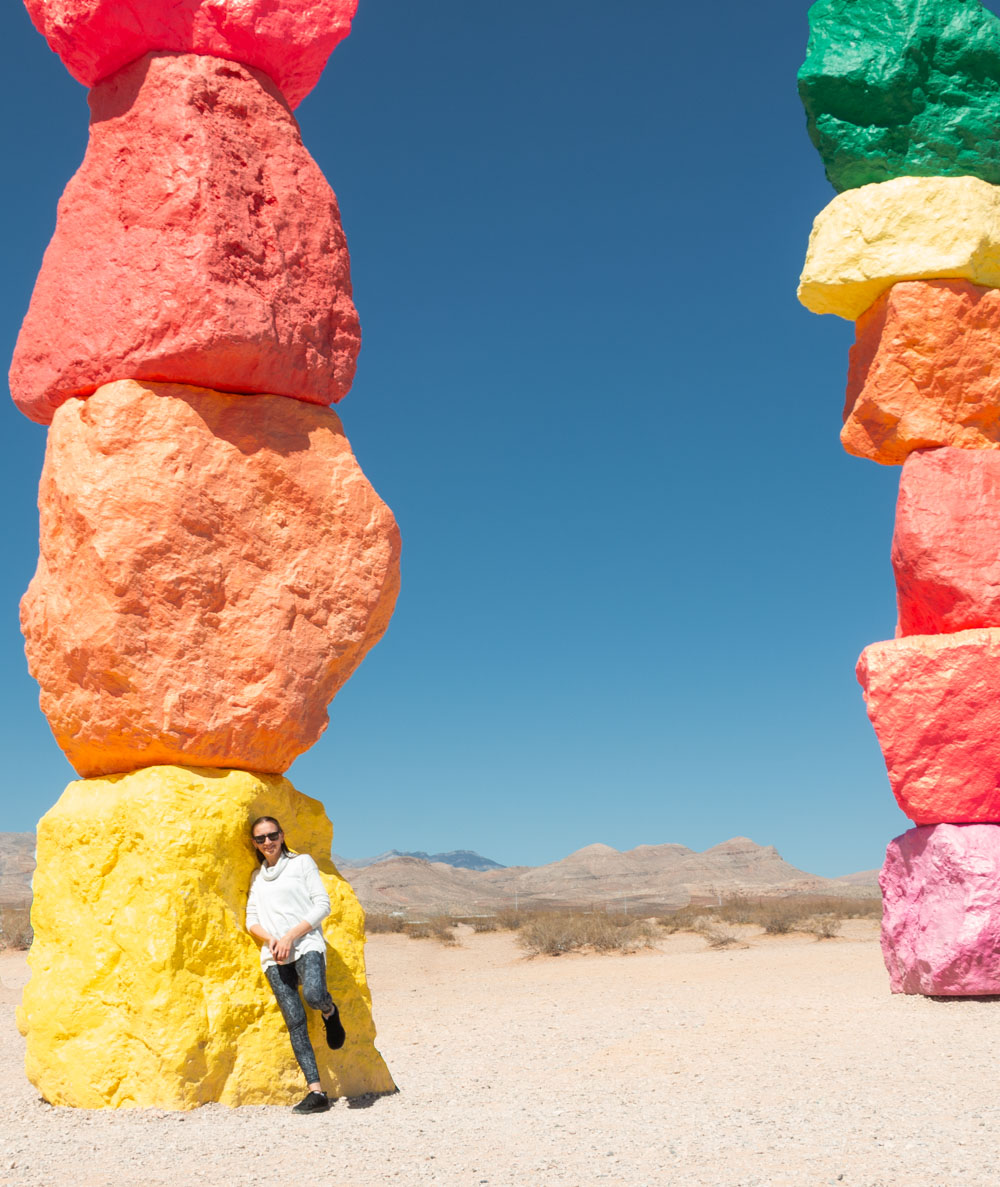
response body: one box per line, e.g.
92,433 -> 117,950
800,0 -> 1000,994
11,52 -> 360,425
12,0 -> 398,1105
800,0 -> 1000,192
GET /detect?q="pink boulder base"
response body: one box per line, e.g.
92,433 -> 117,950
21,380 -> 400,778
10,52 -> 359,425
893,447 -> 1000,635
881,824 -> 1000,995
857,630 -> 1000,824
22,0 -> 356,109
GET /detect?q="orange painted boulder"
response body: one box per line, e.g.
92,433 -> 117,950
843,279 -> 1000,465
857,631 -> 1000,824
23,0 -> 357,109
21,379 -> 400,778
893,448 -> 1000,635
9,52 -> 359,426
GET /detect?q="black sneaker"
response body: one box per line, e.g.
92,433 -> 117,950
324,1005 -> 346,1050
292,1091 -> 330,1114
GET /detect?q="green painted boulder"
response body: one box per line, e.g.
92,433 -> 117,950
799,0 -> 1000,192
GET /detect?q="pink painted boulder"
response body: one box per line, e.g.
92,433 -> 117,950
857,631 -> 1000,824
22,0 -> 356,109
9,52 -> 359,425
21,379 -> 400,778
880,824 -> 1000,995
893,447 -> 1000,635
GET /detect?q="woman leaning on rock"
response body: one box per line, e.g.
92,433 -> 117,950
246,815 -> 346,1113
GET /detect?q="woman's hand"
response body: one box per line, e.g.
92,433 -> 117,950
271,932 -> 294,963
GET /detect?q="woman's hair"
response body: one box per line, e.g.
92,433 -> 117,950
249,816 -> 293,864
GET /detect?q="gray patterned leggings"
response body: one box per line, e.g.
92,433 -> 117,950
264,951 -> 334,1086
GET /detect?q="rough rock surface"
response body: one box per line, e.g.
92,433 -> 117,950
799,0 -> 1000,193
857,630 -> 1000,823
843,280 -> 1000,463
21,380 -> 400,778
10,52 -> 359,425
893,448 -> 1000,634
17,765 -> 395,1107
880,823 -> 1000,994
23,0 -> 356,108
798,175 -> 1000,320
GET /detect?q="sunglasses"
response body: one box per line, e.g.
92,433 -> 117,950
252,831 -> 282,844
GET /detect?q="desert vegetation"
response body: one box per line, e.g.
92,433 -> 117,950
361,893 -> 881,956
0,904 -> 32,951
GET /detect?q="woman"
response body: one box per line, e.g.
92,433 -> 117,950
246,815 -> 346,1114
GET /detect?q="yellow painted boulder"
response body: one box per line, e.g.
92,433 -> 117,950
17,766 -> 395,1109
799,176 -> 1000,319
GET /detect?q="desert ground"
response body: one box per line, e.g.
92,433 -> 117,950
1,922 -> 999,1186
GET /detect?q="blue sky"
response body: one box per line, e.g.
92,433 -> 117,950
0,0 -> 923,876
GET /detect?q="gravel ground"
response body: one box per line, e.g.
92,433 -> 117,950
2,922 -> 999,1186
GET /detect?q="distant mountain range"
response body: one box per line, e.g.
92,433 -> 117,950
0,833 -> 879,914
333,849 -> 506,872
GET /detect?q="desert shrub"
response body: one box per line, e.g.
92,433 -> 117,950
405,915 -> 458,945
468,916 -> 498,933
517,911 -> 655,956
802,914 -> 842,940
696,921 -> 742,949
0,905 -> 33,950
757,898 -> 807,934
657,905 -> 717,934
493,908 -> 530,931
364,911 -> 408,934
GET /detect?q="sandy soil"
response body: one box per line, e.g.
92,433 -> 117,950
1,922 -> 999,1186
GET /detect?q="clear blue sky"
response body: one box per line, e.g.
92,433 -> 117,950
0,0 -> 925,876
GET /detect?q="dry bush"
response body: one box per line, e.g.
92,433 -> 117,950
717,894 -> 881,933
468,916 -> 498,933
364,911 -> 408,934
0,905 -> 33,950
696,921 -> 742,949
757,898 -> 807,934
657,905 -> 717,934
405,915 -> 459,945
517,911 -> 655,957
802,914 -> 842,940
493,908 -> 530,931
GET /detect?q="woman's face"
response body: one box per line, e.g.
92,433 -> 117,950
252,823 -> 284,865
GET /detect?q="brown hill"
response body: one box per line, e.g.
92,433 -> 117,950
346,837 -> 880,915
0,834 -> 35,906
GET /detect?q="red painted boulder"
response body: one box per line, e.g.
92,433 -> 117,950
9,52 -> 359,425
843,280 -> 1000,465
20,379 -> 401,778
880,824 -> 1000,995
857,631 -> 1000,824
893,447 -> 1000,635
23,0 -> 356,109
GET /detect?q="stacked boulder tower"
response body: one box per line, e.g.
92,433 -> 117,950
12,0 -> 400,1105
799,0 -> 1000,994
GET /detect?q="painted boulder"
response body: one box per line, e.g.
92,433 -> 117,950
893,448 -> 1000,634
21,380 -> 401,777
857,630 -> 1000,824
23,0 -> 357,108
10,52 -> 359,425
844,280 -> 1000,464
880,823 -> 1000,995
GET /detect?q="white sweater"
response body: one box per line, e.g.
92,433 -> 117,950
246,853 -> 331,970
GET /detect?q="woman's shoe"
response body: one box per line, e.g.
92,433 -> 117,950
292,1090 -> 331,1114
324,1005 -> 346,1050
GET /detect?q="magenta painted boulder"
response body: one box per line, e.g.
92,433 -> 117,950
857,630 -> 1000,824
9,52 -> 359,425
893,448 -> 1000,635
22,0 -> 356,108
881,824 -> 1000,995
